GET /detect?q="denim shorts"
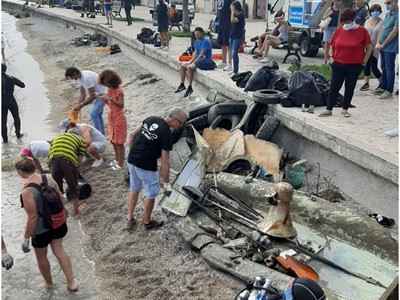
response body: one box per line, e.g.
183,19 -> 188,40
128,164 -> 160,199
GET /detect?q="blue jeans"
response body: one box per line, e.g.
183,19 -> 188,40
380,51 -> 396,93
229,37 -> 241,74
90,98 -> 105,135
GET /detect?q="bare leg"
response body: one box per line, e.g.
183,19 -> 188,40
188,67 -> 194,86
324,43 -> 330,63
179,65 -> 186,84
115,144 -> 125,167
87,145 -> 100,160
221,46 -> 228,64
72,198 -> 84,218
143,198 -> 155,224
364,75 -> 370,85
34,247 -> 53,290
50,239 -> 77,291
127,191 -> 139,221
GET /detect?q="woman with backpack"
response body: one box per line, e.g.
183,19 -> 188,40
15,155 -> 78,292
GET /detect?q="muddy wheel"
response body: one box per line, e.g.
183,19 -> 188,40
188,103 -> 216,119
221,155 -> 255,176
207,102 -> 247,125
210,114 -> 241,130
187,114 -> 209,131
253,89 -> 284,105
255,116 -> 281,141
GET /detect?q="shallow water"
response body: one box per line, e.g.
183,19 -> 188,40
1,11 -> 53,159
1,11 -> 101,299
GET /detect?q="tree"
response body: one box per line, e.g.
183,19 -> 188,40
182,0 -> 191,32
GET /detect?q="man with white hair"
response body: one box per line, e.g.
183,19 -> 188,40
59,119 -> 107,167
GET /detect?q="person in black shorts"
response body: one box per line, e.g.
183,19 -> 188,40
217,0 -> 234,71
15,155 -> 78,292
156,0 -> 170,51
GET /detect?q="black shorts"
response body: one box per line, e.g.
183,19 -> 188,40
158,23 -> 169,33
217,23 -> 231,46
31,222 -> 68,248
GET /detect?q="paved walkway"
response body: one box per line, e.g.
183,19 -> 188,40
5,1 -> 399,172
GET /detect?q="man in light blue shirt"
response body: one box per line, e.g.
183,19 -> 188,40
373,0 -> 398,99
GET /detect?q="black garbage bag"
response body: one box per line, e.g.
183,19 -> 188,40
231,71 -> 253,87
244,67 -> 272,92
287,70 -> 325,107
238,72 -> 253,88
269,70 -> 290,92
264,59 -> 279,70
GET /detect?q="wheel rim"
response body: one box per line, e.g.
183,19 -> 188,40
300,39 -> 309,55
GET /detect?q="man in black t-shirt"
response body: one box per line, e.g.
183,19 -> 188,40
125,107 -> 188,230
156,0 -> 170,50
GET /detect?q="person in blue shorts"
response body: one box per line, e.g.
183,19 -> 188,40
104,0 -> 113,27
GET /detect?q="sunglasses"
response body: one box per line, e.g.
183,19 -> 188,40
174,117 -> 185,126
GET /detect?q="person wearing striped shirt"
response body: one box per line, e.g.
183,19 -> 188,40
48,128 -> 86,218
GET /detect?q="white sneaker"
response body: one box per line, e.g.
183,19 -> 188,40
91,158 -> 104,167
109,159 -> 118,166
217,63 -> 227,69
384,129 -> 399,137
162,46 -> 169,51
158,45 -> 165,50
223,64 -> 232,72
379,91 -> 393,99
260,57 -> 270,63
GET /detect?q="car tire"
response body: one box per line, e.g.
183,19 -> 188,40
188,103 -> 216,119
253,89 -> 285,105
187,114 -> 209,131
255,116 -> 281,141
208,102 -> 247,125
210,114 -> 241,130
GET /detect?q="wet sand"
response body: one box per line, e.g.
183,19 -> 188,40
1,12 -> 243,299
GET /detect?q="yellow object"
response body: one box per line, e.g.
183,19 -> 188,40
95,47 -> 111,52
68,108 -> 81,123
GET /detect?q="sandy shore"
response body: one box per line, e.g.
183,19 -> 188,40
2,13 -> 244,299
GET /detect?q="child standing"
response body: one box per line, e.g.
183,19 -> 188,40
98,70 -> 127,170
229,1 -> 245,76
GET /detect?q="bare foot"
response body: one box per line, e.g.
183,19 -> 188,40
73,203 -> 85,219
67,280 -> 78,292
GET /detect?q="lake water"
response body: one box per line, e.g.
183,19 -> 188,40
1,11 -> 100,299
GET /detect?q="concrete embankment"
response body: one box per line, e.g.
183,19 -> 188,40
3,1 -> 398,221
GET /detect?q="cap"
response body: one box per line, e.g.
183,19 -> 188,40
283,278 -> 325,300
67,127 -> 81,136
59,119 -> 71,133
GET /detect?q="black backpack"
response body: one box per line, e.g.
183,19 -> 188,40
21,175 -> 67,230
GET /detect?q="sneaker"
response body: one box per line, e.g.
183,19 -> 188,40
158,45 -> 165,50
184,86 -> 193,98
16,133 -> 24,139
223,64 -> 232,72
174,84 -> 186,93
111,164 -> 122,171
260,57 -> 270,63
124,219 -> 136,230
379,91 -> 393,99
144,220 -> 164,230
217,62 -> 227,69
109,159 -> 118,166
318,110 -> 332,117
371,88 -> 385,95
301,104 -> 307,112
229,71 -> 238,78
307,105 -> 314,114
91,158 -> 104,167
384,129 -> 399,137
360,83 -> 369,91
341,109 -> 350,117
162,46 -> 169,51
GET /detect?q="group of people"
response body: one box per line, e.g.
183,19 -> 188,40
318,0 -> 398,119
9,61 -> 189,291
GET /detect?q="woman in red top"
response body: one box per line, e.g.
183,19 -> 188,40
98,70 -> 127,170
319,9 -> 372,118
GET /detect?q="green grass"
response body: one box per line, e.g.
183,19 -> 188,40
2,158 -> 15,172
288,64 -> 374,82
114,16 -> 145,22
169,31 -> 192,38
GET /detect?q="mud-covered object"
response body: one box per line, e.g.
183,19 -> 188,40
286,70 -> 325,107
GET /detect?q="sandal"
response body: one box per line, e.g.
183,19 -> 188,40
144,220 -> 164,230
